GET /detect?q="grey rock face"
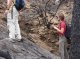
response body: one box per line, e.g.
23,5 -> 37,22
0,0 -> 60,59
0,37 -> 60,59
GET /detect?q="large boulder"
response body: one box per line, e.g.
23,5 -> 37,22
0,38 -> 60,59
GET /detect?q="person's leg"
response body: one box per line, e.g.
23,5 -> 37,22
64,37 -> 69,59
59,36 -> 65,59
7,11 -> 15,39
59,36 -> 69,59
13,6 -> 22,40
15,20 -> 21,40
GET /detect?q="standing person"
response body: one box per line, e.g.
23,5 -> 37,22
52,13 -> 69,59
4,0 -> 30,42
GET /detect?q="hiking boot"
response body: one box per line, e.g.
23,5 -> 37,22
16,38 -> 24,42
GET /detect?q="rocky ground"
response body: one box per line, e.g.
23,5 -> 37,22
21,0 -> 74,55
0,0 -> 73,59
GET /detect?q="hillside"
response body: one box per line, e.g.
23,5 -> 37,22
0,0 -> 74,59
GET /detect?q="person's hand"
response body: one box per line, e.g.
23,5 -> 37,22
52,24 -> 56,29
4,10 -> 9,16
53,25 -> 57,29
